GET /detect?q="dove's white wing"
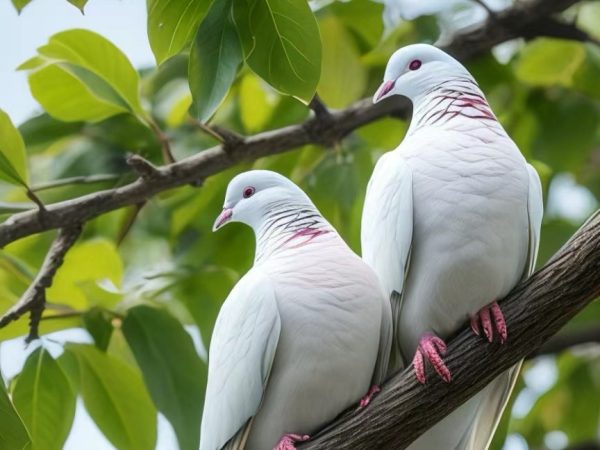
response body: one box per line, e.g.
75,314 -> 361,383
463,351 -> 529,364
462,163 -> 544,450
200,270 -> 281,450
362,151 -> 413,372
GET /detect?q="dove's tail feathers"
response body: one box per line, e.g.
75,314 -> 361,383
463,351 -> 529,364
460,362 -> 522,450
222,420 -> 252,450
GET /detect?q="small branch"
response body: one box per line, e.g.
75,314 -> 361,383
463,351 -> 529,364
148,120 -> 175,164
31,174 -> 122,192
126,154 -> 161,180
116,202 -> 145,246
0,225 -> 82,343
26,188 -> 46,212
189,119 -> 245,151
309,94 -> 331,119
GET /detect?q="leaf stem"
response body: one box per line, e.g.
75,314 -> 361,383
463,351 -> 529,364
31,174 -> 122,192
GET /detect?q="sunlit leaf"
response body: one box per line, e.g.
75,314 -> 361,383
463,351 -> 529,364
147,0 -> 213,64
67,0 -> 87,12
65,344 -> 157,450
233,0 -> 322,103
189,0 -> 242,122
47,239 -> 123,310
0,372 -> 31,450
239,74 -> 276,132
123,306 -> 206,450
0,109 -> 29,187
12,348 -> 75,450
21,29 -> 146,123
317,15 -> 367,108
516,38 -> 586,87
11,0 -> 31,13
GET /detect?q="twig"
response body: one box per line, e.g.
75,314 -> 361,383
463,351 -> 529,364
31,174 -> 122,192
26,188 -> 46,212
309,94 -> 331,119
0,225 -> 83,343
300,211 -> 600,449
189,119 -> 245,151
116,202 -> 146,246
148,120 -> 175,164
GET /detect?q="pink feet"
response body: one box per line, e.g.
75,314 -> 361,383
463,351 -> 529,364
274,433 -> 310,450
358,384 -> 381,408
470,301 -> 507,344
412,332 -> 452,384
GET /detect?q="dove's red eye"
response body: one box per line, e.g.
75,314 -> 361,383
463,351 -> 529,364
242,186 -> 255,198
409,59 -> 422,71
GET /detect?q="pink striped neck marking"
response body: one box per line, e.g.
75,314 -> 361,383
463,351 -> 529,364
411,77 -> 498,133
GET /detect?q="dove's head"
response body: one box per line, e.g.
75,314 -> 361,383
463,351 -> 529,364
213,170 -> 312,232
374,44 -> 470,103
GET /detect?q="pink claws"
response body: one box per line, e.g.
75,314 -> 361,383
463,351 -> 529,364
412,332 -> 452,384
359,384 -> 381,408
470,301 -> 507,344
274,433 -> 310,450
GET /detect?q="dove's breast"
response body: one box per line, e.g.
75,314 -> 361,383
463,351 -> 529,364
246,243 -> 383,449
400,130 -> 530,353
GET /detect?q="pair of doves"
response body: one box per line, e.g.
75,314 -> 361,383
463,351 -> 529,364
200,44 -> 544,450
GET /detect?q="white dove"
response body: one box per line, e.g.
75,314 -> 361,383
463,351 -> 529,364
200,170 -> 392,450
361,44 -> 543,449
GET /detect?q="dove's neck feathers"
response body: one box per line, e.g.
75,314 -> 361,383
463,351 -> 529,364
407,73 -> 503,137
254,200 -> 335,263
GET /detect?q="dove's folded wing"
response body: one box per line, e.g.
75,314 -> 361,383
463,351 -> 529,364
200,271 -> 281,450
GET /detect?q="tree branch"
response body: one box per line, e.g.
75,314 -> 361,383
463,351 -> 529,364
298,211 -> 600,449
530,324 -> 600,357
0,0 -> 593,248
0,225 -> 82,343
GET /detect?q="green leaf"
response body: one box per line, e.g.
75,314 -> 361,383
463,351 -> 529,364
233,0 -> 322,103
82,308 -> 114,351
317,15 -> 366,108
0,373 -> 31,450
123,306 -> 206,450
239,74 -> 276,132
47,239 -> 123,310
11,0 -> 31,13
189,0 -> 243,122
147,0 -> 213,64
66,344 -> 157,450
329,0 -> 384,48
0,109 -> 29,186
516,38 -> 586,87
12,348 -> 75,450
21,29 -> 146,123
67,0 -> 87,12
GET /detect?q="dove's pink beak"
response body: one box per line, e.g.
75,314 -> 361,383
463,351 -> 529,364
374,80 -> 395,103
213,208 -> 233,231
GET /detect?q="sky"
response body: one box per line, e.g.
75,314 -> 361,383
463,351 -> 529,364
0,1 -> 597,450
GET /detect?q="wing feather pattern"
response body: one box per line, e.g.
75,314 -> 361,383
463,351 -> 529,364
362,152 -> 413,373
200,270 -> 281,450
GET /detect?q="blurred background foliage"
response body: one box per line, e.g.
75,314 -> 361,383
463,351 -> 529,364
0,0 -> 598,449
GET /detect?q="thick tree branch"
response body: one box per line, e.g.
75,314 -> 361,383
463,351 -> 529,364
530,324 -> 600,357
0,0 -> 594,248
0,225 -> 82,342
299,211 -> 600,450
